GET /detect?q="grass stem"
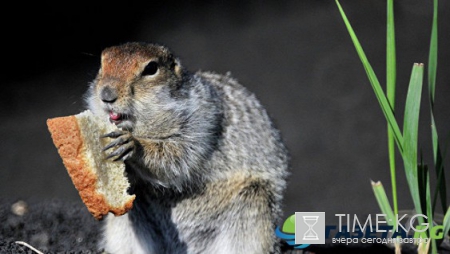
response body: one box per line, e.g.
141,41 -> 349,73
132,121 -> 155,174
386,0 -> 398,217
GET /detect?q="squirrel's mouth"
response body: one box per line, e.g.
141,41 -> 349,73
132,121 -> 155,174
109,111 -> 123,123
109,111 -> 131,126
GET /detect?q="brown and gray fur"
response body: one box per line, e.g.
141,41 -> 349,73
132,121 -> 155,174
85,42 -> 289,254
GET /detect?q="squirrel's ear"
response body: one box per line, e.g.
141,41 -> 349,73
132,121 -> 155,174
174,58 -> 183,78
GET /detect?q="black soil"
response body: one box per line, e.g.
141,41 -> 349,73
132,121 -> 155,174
0,198 -> 101,253
1,198 -> 448,254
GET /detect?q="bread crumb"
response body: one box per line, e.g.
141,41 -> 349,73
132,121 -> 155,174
11,200 -> 28,216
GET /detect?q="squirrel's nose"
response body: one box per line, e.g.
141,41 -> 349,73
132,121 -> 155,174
100,86 -> 117,103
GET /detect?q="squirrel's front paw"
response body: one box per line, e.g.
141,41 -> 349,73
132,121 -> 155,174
102,130 -> 136,161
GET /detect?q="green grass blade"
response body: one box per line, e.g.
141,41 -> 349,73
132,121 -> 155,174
432,121 -> 447,213
371,181 -> 395,226
386,0 -> 396,102
428,0 -> 438,104
386,0 -> 398,217
443,207 -> 450,240
336,0 -> 403,154
433,134 -> 449,213
428,0 -> 447,214
419,163 -> 438,253
402,63 -> 424,219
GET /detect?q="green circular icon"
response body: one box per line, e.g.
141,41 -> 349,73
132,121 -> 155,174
282,214 -> 296,233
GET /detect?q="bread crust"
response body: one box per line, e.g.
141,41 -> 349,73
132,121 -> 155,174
47,116 -> 134,220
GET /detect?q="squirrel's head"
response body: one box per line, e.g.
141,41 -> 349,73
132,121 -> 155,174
87,42 -> 189,137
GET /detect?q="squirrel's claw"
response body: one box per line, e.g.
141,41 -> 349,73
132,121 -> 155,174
102,131 -> 135,161
106,145 -> 134,161
102,131 -> 131,151
101,131 -> 125,139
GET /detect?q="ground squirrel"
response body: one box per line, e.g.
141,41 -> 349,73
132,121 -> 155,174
85,42 -> 289,254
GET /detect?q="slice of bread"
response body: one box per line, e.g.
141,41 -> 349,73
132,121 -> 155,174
47,110 -> 135,220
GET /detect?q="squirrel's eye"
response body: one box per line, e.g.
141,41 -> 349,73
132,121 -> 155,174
142,61 -> 158,76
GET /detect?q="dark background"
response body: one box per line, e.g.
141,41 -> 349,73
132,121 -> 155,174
1,0 -> 449,227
